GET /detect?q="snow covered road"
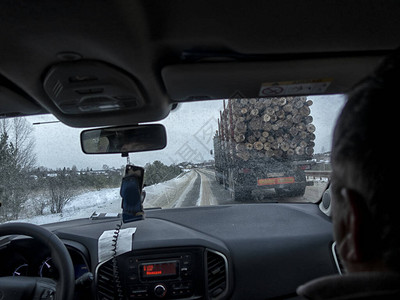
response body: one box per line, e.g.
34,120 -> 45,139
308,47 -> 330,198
145,169 -> 224,208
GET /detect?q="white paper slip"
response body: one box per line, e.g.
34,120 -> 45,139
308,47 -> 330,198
98,227 -> 137,263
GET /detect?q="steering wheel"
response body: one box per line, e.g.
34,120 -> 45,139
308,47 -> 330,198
0,222 -> 75,300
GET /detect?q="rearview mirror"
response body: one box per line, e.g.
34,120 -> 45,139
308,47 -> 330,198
81,124 -> 167,154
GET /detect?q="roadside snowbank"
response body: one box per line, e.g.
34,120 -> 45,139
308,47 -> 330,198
14,188 -> 121,225
13,170 -> 194,225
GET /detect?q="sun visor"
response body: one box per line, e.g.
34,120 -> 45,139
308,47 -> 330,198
0,86 -> 45,117
162,56 -> 385,101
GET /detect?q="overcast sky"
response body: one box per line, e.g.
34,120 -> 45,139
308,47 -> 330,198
27,95 -> 346,170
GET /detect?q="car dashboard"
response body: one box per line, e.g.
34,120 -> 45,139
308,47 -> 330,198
0,238 -> 89,279
0,203 -> 339,300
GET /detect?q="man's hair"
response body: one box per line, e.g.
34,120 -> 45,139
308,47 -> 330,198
331,50 -> 400,271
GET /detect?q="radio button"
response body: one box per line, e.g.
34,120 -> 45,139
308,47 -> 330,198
130,286 -> 149,299
154,284 -> 167,298
183,254 -> 191,261
171,282 -> 193,297
180,266 -> 192,278
128,273 -> 138,281
182,260 -> 191,267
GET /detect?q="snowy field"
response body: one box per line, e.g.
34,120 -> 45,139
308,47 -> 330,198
14,170 -> 195,225
15,188 -> 122,225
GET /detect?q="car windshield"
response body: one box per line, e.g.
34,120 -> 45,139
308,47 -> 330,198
0,95 -> 345,225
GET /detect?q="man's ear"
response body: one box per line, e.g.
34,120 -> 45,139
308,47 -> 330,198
339,188 -> 367,264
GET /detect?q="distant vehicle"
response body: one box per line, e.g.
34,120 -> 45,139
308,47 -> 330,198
214,98 -> 314,201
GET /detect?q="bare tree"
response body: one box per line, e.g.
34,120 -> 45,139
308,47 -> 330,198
0,117 -> 36,220
48,171 -> 74,214
0,118 -> 36,170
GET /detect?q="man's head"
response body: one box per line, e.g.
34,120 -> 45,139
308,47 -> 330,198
331,51 -> 400,273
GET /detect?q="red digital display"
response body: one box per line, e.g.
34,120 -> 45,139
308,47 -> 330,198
141,261 -> 178,278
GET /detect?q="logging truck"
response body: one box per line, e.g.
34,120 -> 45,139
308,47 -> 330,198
213,97 -> 315,201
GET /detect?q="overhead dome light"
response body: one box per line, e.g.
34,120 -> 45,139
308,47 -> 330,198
43,60 -> 144,115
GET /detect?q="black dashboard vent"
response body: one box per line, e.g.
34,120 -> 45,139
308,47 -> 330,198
96,259 -> 117,299
206,249 -> 228,299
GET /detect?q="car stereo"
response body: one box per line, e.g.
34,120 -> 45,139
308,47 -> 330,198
140,260 -> 179,280
116,249 -> 203,299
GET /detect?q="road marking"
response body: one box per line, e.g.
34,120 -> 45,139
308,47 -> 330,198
197,170 -> 217,206
171,170 -> 199,208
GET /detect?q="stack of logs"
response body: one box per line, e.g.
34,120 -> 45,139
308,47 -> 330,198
219,97 -> 315,161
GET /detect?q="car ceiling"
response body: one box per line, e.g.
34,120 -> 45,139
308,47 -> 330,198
0,0 -> 399,127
